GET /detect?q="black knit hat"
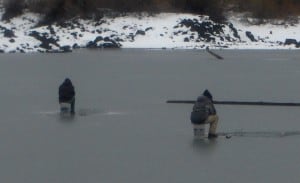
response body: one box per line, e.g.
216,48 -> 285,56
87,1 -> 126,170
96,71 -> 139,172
203,89 -> 213,100
63,78 -> 72,85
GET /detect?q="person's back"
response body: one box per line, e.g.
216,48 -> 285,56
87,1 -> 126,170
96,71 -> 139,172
59,79 -> 75,103
190,90 -> 218,138
191,96 -> 214,124
59,78 -> 75,114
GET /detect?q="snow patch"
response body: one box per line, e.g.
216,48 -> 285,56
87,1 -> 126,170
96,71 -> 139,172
0,9 -> 299,53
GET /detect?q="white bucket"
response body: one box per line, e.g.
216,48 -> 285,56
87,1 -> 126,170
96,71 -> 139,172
60,103 -> 71,114
193,124 -> 206,138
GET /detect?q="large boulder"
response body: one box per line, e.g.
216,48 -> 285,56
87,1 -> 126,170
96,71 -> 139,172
179,19 -> 224,43
29,31 -> 60,51
86,36 -> 121,49
60,45 -> 72,52
135,30 -> 146,36
284,39 -> 298,45
245,31 -> 256,42
228,23 -> 240,39
4,29 -> 15,38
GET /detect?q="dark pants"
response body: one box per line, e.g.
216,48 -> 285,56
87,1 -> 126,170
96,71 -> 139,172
70,98 -> 75,114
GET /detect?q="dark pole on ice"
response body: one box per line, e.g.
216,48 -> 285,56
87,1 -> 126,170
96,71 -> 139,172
206,47 -> 223,60
166,100 -> 300,107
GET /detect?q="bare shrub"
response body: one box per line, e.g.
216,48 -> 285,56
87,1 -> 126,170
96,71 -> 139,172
9,0 -> 300,24
230,0 -> 300,19
2,0 -> 25,21
184,0 -> 225,22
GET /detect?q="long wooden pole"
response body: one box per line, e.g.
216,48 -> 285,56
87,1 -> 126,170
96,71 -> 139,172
206,47 -> 223,60
166,100 -> 300,107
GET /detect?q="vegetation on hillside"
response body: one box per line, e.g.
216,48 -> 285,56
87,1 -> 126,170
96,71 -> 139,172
2,0 -> 300,23
228,0 -> 300,19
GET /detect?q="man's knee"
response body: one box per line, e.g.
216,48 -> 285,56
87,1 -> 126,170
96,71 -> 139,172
206,115 -> 218,123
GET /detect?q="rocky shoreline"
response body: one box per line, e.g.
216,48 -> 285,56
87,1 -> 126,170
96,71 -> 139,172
0,9 -> 299,53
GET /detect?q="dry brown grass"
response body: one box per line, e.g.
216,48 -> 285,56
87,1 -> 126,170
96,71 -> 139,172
228,0 -> 300,18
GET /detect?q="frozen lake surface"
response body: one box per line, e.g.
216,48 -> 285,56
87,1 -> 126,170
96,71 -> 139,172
0,49 -> 300,183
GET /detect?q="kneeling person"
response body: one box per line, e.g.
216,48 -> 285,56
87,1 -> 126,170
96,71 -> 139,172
190,90 -> 218,138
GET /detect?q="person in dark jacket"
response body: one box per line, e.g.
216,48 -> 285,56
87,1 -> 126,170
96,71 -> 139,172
59,78 -> 75,114
190,89 -> 219,138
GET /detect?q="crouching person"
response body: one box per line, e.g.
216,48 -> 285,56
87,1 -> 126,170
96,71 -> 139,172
190,90 -> 218,139
59,78 -> 76,115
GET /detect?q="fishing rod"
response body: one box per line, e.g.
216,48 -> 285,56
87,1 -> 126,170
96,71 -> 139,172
166,100 -> 300,107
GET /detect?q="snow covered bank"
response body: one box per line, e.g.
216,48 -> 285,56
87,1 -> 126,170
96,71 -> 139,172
0,8 -> 299,53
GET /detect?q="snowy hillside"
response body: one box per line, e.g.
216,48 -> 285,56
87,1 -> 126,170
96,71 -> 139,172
0,8 -> 299,53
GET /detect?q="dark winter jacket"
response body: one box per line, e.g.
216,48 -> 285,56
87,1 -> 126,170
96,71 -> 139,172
59,79 -> 75,103
190,96 -> 217,124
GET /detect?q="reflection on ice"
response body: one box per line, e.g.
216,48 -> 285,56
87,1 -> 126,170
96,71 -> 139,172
77,108 -> 127,116
191,138 -> 218,154
36,108 -> 128,117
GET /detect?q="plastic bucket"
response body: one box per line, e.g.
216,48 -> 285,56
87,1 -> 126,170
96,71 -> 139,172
60,103 -> 71,114
193,124 -> 206,138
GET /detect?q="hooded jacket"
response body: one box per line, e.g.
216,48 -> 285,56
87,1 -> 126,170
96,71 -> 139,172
59,79 -> 75,103
190,95 -> 217,124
